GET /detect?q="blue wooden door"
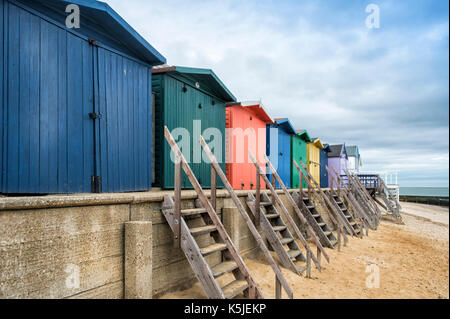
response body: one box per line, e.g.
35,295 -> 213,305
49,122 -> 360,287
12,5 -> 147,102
96,47 -> 152,192
320,149 -> 329,188
278,129 -> 291,188
2,2 -> 94,193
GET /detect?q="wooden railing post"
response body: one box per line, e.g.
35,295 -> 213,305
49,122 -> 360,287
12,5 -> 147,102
306,169 -> 311,200
211,164 -> 217,211
306,250 -> 312,279
337,227 -> 341,252
299,170 -> 304,204
271,175 -> 276,205
255,167 -> 261,227
211,164 -> 217,210
275,276 -> 282,299
174,155 -> 182,248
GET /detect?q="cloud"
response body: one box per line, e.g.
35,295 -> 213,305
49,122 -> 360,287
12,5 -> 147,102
106,0 -> 449,186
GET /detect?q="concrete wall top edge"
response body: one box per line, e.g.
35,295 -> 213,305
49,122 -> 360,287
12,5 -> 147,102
0,189 -> 314,211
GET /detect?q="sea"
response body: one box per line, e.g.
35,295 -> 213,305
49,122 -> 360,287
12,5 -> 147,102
400,187 -> 449,197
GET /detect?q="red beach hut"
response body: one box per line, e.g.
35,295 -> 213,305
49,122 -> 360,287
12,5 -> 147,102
226,102 -> 273,190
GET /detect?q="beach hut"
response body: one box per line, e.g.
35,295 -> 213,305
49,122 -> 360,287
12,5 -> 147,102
0,0 -> 165,194
346,145 -> 362,172
328,144 -> 348,188
266,118 -> 296,189
152,65 -> 236,189
291,130 -> 312,189
307,138 -> 324,186
320,144 -> 332,188
226,102 -> 273,190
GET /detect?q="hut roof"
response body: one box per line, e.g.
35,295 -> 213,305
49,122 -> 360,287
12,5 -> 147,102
345,145 -> 359,157
296,129 -> 312,142
328,144 -> 347,158
227,101 -> 273,124
272,118 -> 296,134
37,0 -> 166,65
153,65 -> 236,102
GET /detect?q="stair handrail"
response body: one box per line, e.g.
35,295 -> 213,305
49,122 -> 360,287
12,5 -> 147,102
164,126 -> 263,299
199,135 -> 293,299
248,151 -> 323,271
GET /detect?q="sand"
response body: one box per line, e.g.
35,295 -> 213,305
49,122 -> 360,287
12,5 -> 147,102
159,202 -> 449,299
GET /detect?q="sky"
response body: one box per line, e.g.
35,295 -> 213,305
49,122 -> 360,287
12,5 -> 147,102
106,0 -> 449,187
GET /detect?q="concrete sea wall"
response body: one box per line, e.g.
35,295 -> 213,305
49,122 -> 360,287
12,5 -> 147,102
0,189 -> 334,299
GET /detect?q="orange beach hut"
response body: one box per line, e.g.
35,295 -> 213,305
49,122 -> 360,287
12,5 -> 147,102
226,102 -> 273,190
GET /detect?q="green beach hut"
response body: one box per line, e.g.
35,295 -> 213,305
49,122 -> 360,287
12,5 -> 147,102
152,65 -> 236,189
291,129 -> 312,189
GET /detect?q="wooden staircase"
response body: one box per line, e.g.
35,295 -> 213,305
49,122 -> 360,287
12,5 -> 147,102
344,170 -> 381,228
294,160 -> 350,247
199,135 -> 293,299
246,192 -> 308,275
328,166 -> 372,234
162,196 -> 259,299
162,126 -> 263,299
291,191 -> 338,248
263,155 -> 336,253
248,152 -> 326,273
377,176 -> 402,220
328,191 -> 361,237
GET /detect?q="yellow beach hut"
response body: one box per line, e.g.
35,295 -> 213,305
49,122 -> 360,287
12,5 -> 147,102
307,138 -> 324,184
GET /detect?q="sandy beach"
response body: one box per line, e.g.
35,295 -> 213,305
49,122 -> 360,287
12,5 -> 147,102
160,202 -> 449,299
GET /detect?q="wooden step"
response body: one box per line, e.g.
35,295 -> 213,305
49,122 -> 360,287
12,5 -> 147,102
266,213 -> 280,219
222,280 -> 248,299
190,225 -> 217,236
281,238 -> 294,245
312,213 -> 320,218
247,201 -> 272,207
336,201 -> 343,204
181,208 -> 208,216
318,222 -> 326,227
260,202 -> 272,206
211,261 -> 238,278
324,231 -> 332,236
306,205 -> 314,210
296,264 -> 307,274
287,250 -> 301,259
200,243 -> 227,256
273,225 -> 287,232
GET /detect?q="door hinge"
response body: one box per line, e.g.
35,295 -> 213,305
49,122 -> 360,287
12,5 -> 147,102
89,38 -> 99,46
91,176 -> 101,193
89,112 -> 102,120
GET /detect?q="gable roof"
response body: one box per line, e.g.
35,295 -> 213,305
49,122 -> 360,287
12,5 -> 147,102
322,143 -> 332,153
153,65 -> 236,102
228,101 -> 273,124
328,144 -> 347,158
311,138 -> 324,149
29,0 -> 166,65
271,118 -> 296,135
345,145 -> 359,157
296,130 -> 312,142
